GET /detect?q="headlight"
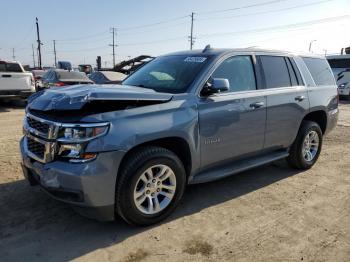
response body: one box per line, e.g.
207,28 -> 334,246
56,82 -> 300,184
339,82 -> 348,88
57,122 -> 109,162
58,123 -> 109,143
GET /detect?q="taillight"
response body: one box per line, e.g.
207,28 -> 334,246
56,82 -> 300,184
54,82 -> 65,87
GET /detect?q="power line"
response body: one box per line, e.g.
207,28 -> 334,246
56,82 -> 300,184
117,15 -> 188,31
118,22 -> 188,36
56,30 -> 109,42
197,0 -> 335,21
197,0 -> 288,15
196,15 -> 350,38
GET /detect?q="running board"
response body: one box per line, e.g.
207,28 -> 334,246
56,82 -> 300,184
190,150 -> 289,184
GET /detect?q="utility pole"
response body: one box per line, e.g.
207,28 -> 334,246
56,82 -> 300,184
189,12 -> 195,50
309,40 -> 317,53
53,40 -> 57,67
109,27 -> 117,68
12,48 -> 15,60
36,17 -> 43,69
32,44 -> 36,68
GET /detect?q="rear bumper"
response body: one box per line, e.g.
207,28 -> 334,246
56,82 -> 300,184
20,138 -> 126,221
325,108 -> 339,135
0,90 -> 34,99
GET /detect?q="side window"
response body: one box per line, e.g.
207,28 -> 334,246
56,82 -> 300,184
260,56 -> 291,88
211,55 -> 256,92
302,57 -> 335,86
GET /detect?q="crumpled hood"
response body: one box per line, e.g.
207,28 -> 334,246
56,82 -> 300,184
28,84 -> 173,111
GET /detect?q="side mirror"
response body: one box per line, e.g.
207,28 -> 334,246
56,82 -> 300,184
202,78 -> 230,95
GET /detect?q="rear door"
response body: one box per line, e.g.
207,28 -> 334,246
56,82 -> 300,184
198,55 -> 266,169
0,62 -> 31,91
258,55 -> 309,150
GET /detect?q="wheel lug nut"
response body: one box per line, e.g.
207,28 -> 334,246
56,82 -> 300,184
146,190 -> 150,194
157,181 -> 161,185
157,188 -> 160,192
151,193 -> 155,197
152,179 -> 156,183
147,183 -> 150,187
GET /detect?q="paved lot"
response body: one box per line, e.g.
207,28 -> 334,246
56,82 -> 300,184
0,101 -> 349,262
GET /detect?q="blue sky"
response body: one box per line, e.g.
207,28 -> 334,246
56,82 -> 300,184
1,0 -> 349,67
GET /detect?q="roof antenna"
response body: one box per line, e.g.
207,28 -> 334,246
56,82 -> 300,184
202,44 -> 211,53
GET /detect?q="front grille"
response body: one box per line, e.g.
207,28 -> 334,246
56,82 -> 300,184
27,116 -> 50,135
27,137 -> 46,159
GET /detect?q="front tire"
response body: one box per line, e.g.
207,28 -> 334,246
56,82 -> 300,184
116,146 -> 186,226
287,120 -> 323,170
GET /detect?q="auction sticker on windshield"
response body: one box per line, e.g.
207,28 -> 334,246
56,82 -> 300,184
184,57 -> 207,63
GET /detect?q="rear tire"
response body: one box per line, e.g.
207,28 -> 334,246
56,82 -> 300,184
287,121 -> 323,170
115,146 -> 186,226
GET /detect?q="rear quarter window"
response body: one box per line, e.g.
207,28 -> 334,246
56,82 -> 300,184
302,57 -> 335,86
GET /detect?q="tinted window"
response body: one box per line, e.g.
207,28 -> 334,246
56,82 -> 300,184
211,56 -> 256,92
302,57 -> 335,86
57,71 -> 89,81
0,62 -> 23,72
260,56 -> 291,88
123,55 -> 211,93
327,59 -> 350,69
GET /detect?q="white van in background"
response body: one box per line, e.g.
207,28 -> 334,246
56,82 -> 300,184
327,54 -> 350,98
0,60 -> 36,100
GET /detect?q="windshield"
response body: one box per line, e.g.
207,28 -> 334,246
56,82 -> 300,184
327,58 -> 350,84
123,55 -> 211,93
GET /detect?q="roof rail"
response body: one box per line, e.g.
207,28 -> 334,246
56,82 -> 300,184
202,44 -> 211,53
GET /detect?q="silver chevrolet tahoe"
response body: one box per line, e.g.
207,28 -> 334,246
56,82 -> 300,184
20,47 -> 338,226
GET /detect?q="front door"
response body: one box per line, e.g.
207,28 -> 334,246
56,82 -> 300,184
198,55 -> 266,169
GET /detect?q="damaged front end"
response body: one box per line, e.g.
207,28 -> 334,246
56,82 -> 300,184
27,84 -> 173,121
23,84 -> 173,164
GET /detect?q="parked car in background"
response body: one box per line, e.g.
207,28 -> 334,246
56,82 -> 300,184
57,61 -> 72,71
89,71 -> 126,84
21,48 -> 338,226
78,64 -> 93,75
327,54 -> 350,99
31,69 -> 46,90
38,69 -> 93,89
0,60 -> 35,100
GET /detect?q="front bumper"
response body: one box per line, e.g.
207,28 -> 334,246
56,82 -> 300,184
20,138 -> 125,221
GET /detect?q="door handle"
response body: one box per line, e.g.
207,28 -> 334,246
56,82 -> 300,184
295,95 -> 306,102
2,74 -> 12,78
250,101 -> 264,109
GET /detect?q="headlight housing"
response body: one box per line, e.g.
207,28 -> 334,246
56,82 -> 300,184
339,82 -> 348,88
58,123 -> 109,143
57,122 -> 109,162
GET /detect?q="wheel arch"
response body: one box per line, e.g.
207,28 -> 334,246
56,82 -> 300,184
302,109 -> 327,134
117,136 -> 193,180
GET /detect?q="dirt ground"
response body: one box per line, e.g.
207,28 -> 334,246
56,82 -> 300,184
0,101 -> 349,262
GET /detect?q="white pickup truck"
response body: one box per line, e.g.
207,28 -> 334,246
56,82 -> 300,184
0,60 -> 35,100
